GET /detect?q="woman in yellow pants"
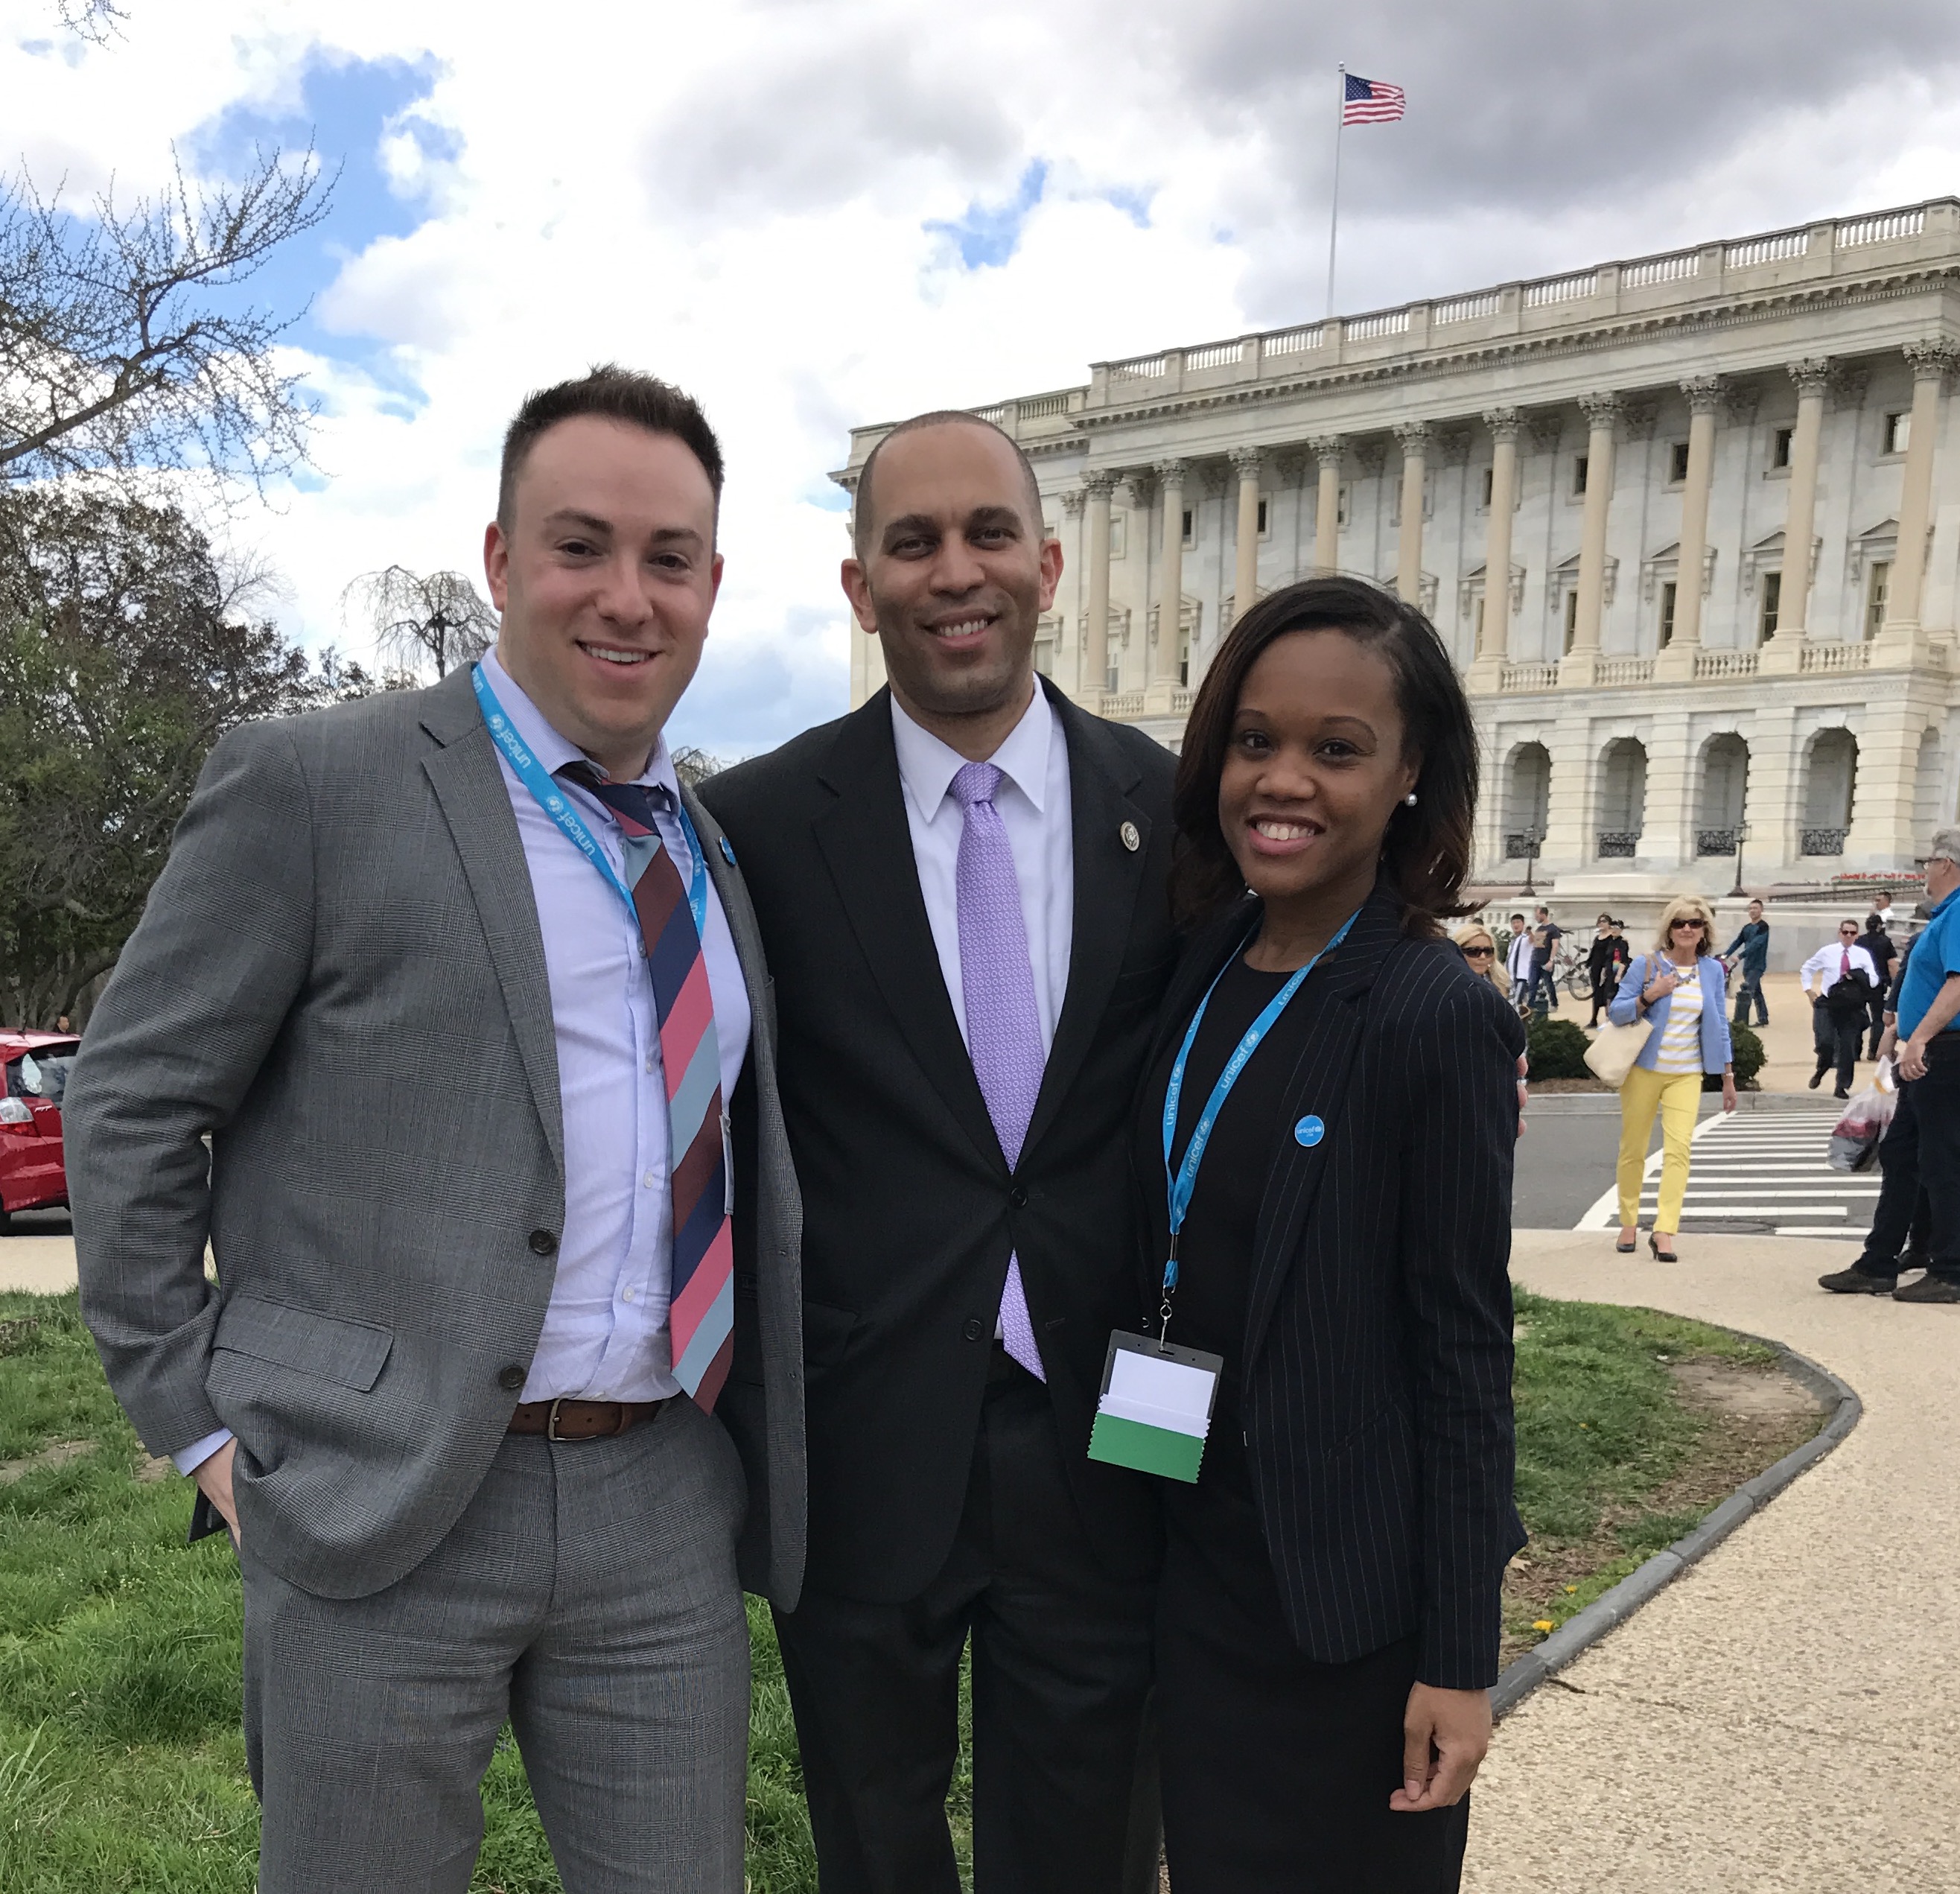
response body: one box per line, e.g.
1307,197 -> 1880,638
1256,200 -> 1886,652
1609,895 -> 1739,1260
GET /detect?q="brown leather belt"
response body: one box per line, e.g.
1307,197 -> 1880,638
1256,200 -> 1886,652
507,1397 -> 668,1440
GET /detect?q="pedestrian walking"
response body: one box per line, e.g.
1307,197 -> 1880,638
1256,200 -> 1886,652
1821,830 -> 1960,1303
1858,913 -> 1897,1058
1722,897 -> 1771,1027
1585,912 -> 1627,1028
1801,921 -> 1880,1097
1504,912 -> 1534,1010
1527,905 -> 1563,1013
1452,921 -> 1505,990
1609,895 -> 1737,1262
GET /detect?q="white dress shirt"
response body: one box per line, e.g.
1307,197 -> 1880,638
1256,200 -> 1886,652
890,684 -> 1074,1056
1801,939 -> 1879,998
171,654 -> 751,1471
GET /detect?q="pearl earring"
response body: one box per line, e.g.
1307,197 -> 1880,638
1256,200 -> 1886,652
1404,792 -> 1419,807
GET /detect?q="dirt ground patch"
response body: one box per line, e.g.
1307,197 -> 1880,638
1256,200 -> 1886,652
0,1437 -> 95,1484
1500,1356 -> 1823,1667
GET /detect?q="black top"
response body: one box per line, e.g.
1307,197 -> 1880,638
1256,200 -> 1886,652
698,681 -> 1179,1604
1586,932 -> 1627,981
1139,946 -> 1299,1503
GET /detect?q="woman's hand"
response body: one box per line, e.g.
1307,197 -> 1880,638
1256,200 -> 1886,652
1721,1069 -> 1737,1113
1644,967 -> 1680,1004
1390,1682 -> 1491,1812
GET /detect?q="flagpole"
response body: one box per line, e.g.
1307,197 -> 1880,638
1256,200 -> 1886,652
1325,64 -> 1346,322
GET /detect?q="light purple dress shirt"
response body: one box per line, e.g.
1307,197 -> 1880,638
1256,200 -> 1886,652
173,651 -> 750,1473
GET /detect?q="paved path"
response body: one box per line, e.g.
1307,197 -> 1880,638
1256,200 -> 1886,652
1574,1099 -> 1881,1241
0,1233 -> 77,1293
1468,1229 -> 1960,1892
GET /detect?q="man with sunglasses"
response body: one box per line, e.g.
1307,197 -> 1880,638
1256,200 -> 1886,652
1801,921 -> 1880,1099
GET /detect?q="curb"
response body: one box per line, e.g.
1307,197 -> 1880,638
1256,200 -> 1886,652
1492,1332 -> 1862,1718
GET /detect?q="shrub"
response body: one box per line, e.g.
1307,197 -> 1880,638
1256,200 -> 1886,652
1527,1014 -> 1594,1080
1722,1023 -> 1766,1091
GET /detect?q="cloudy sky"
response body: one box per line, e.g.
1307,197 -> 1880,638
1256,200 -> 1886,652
10,0 -> 1960,752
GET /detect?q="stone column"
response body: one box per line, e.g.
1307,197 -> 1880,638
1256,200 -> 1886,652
1571,393 -> 1622,665
1883,340 -> 1959,633
1477,407 -> 1521,666
1229,446 -> 1264,634
1669,376 -> 1724,652
1310,436 -> 1343,573
1081,470 -> 1117,699
1393,422 -> 1431,603
1153,459 -> 1188,684
1774,358 -> 1832,643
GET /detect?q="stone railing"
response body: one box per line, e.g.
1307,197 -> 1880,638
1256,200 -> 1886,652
1185,341 -> 1244,372
1839,208 -> 1925,247
1595,655 -> 1655,686
1346,308 -> 1411,341
1098,690 -> 1146,718
1498,661 -> 1560,693
1694,649 -> 1760,679
1434,290 -> 1501,325
1623,248 -> 1700,288
1726,229 -> 1808,267
1263,325 -> 1325,355
1524,270 -> 1597,307
1800,642 -> 1872,673
1169,687 -> 1196,714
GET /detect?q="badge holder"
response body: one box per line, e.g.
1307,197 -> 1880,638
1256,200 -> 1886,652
1087,1330 -> 1223,1484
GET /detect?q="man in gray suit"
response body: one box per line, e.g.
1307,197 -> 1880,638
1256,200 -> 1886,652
67,366 -> 804,1894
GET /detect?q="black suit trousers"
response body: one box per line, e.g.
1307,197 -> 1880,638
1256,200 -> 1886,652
1156,1481 -> 1469,1894
771,1360 -> 1158,1894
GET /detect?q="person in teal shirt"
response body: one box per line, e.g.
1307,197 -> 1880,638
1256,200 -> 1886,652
1722,899 -> 1770,1027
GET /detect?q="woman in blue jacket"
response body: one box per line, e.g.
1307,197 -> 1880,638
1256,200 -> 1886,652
1609,894 -> 1738,1260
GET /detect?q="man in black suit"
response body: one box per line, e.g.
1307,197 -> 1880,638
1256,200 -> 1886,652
700,413 -> 1174,1894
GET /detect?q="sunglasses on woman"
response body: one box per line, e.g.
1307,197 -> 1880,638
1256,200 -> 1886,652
1461,945 -> 1494,959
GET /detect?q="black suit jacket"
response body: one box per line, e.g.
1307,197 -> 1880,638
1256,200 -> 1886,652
1145,885 -> 1527,1688
700,681 -> 1177,1603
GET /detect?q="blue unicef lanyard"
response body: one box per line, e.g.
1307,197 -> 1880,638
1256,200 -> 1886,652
472,663 -> 708,936
1157,906 -> 1360,1340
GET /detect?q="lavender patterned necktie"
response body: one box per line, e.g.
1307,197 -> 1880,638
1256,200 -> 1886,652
950,762 -> 1046,1380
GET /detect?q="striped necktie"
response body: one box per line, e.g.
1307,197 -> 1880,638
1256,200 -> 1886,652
559,763 -> 734,1410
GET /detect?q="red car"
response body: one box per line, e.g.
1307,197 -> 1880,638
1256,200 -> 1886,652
0,1032 -> 80,1227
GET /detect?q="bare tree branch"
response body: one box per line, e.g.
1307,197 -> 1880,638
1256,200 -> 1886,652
342,565 -> 498,679
54,0 -> 126,45
0,143 -> 336,495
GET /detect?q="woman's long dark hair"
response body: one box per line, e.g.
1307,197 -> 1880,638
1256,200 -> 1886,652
1169,575 -> 1479,936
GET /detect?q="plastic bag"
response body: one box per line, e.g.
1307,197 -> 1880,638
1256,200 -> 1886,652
1829,1067 -> 1897,1172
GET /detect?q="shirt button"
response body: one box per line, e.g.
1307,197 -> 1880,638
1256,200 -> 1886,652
962,1318 -> 984,1341
643,1172 -> 656,1189
646,1055 -> 656,1073
497,1364 -> 527,1391
1009,1186 -> 1029,1209
621,1286 -> 635,1303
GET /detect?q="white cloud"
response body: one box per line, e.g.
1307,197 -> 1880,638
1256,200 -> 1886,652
8,0 -> 1960,752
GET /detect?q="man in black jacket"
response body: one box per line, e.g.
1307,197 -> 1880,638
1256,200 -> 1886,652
700,413 -> 1173,1894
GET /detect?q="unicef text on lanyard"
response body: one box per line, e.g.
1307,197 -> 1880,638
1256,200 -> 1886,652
1086,906 -> 1359,1486
472,664 -> 708,936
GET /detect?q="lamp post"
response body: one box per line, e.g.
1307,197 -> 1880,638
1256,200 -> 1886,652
1730,824 -> 1751,900
1519,829 -> 1545,900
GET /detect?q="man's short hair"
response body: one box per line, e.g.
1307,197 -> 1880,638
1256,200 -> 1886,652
1929,826 -> 1960,864
1510,913 -> 1526,925
499,365 -> 723,530
852,410 -> 1046,559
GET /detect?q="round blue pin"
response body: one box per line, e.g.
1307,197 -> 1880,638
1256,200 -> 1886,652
1294,1115 -> 1325,1148
719,835 -> 737,867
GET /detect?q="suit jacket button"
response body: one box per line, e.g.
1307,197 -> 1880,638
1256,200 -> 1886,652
497,1364 -> 527,1391
962,1318 -> 984,1342
1008,1185 -> 1029,1208
528,1229 -> 559,1256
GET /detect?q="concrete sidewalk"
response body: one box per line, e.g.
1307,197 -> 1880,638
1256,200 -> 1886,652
0,1234 -> 77,1293
1467,1230 -> 1960,1892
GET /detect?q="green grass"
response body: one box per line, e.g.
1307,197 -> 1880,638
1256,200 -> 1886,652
1,1286 -> 1775,1889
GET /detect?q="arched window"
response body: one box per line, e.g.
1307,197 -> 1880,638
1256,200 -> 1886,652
1597,740 -> 1647,859
1696,734 -> 1749,855
1503,744 -> 1551,859
1801,728 -> 1858,856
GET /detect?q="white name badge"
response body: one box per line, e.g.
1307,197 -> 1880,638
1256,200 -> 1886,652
1086,1331 -> 1223,1484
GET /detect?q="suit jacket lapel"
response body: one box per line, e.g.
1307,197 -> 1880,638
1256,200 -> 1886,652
418,667 -> 564,1175
809,693 -> 1004,1171
1022,685 -> 1154,1158
1241,889 -> 1404,1368
684,785 -> 770,1026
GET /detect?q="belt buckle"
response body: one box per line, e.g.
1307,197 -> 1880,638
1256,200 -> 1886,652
547,1396 -> 568,1442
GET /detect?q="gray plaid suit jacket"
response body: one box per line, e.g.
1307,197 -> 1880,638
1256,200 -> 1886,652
67,665 -> 806,1607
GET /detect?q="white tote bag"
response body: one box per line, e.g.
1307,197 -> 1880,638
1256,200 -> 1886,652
1585,955 -> 1655,1089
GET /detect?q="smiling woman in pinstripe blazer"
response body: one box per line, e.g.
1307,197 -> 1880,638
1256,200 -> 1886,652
1133,576 -> 1527,1894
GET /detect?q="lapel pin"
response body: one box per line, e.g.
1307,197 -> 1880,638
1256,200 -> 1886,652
1119,820 -> 1141,853
1294,1115 -> 1325,1148
719,836 -> 737,867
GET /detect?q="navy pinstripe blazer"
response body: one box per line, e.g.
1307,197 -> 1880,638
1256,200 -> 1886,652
1145,882 -> 1527,1688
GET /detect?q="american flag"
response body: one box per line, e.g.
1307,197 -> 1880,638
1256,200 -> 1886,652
1343,73 -> 1406,124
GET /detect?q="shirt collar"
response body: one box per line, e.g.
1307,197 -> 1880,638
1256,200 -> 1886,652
480,646 -> 679,798
889,679 -> 1054,824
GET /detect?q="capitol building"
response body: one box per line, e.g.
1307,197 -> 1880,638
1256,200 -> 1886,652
837,198 -> 1960,963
